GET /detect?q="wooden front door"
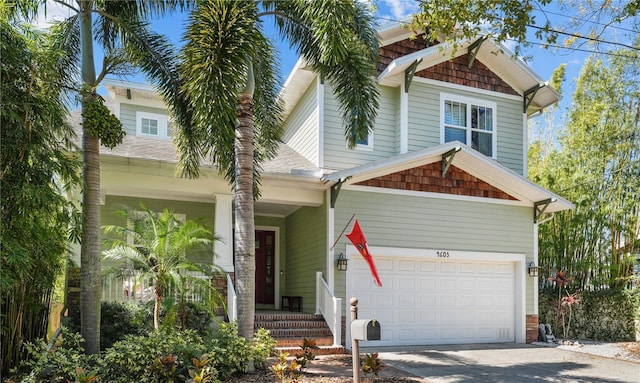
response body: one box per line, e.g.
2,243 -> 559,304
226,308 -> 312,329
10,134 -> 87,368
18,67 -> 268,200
255,230 -> 275,305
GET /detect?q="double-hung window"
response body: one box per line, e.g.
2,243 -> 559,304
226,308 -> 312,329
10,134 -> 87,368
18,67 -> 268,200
136,111 -> 168,138
441,93 -> 496,158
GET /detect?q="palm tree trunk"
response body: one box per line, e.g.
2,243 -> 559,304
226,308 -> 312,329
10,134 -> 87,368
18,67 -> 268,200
154,285 -> 163,330
79,1 -> 101,355
235,90 -> 256,353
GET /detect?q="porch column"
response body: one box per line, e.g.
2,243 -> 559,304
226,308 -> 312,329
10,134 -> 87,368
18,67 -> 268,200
214,194 -> 234,272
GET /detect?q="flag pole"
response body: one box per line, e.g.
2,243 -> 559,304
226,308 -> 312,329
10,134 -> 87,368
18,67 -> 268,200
330,213 -> 356,250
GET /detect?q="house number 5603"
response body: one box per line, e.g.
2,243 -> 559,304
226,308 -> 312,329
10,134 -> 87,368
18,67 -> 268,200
436,251 -> 450,258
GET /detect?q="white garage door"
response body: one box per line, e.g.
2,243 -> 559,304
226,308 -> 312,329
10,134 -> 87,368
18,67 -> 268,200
347,255 -> 515,347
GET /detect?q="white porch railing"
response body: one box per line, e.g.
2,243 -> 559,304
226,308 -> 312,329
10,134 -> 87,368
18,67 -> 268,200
102,271 -> 210,303
226,273 -> 237,322
315,271 -> 342,347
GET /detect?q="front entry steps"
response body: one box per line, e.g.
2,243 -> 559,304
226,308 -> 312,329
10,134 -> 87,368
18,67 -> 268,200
255,311 -> 345,357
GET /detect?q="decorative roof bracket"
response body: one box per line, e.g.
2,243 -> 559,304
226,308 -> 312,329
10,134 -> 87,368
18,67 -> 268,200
467,36 -> 488,68
404,58 -> 423,93
441,146 -> 461,177
523,83 -> 545,113
330,177 -> 348,208
534,198 -> 556,223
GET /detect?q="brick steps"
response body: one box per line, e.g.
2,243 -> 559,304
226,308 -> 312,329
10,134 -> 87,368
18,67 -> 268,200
255,311 -> 344,355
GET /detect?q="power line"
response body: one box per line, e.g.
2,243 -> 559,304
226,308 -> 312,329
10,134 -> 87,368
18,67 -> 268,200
527,24 -> 640,51
513,39 -> 640,60
535,9 -> 639,34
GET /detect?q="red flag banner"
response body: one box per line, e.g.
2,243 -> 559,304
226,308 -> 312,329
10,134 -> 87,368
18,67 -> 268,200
345,220 -> 382,287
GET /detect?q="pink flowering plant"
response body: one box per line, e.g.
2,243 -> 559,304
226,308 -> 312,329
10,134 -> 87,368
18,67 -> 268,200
549,271 -> 581,340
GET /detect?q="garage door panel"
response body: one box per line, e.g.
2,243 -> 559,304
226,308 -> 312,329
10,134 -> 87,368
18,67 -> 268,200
439,262 -> 456,273
457,279 -> 475,290
349,255 -> 516,346
397,278 -> 415,290
439,279 -> 456,290
459,262 -> 476,273
420,260 -> 436,272
420,295 -> 437,306
377,258 -> 394,270
397,259 -> 416,271
420,279 -> 437,290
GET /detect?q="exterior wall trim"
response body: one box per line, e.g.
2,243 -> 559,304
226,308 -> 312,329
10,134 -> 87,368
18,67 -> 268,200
400,82 -> 409,154
318,78 -> 325,168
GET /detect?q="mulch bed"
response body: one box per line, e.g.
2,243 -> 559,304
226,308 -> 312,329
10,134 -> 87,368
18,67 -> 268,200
225,354 -> 429,382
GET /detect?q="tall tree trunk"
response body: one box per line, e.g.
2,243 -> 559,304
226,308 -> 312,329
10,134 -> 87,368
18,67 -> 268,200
79,1 -> 101,355
235,69 -> 256,372
154,285 -> 163,330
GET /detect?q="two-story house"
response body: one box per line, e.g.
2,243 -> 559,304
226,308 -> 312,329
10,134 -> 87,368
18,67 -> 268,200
69,21 -> 572,352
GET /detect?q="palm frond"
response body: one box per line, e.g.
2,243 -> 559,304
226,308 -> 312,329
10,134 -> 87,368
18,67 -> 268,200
266,0 -> 380,147
177,0 -> 263,182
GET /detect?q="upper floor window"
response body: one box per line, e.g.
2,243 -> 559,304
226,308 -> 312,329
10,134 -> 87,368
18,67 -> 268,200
355,131 -> 374,151
441,93 -> 496,158
136,111 -> 168,138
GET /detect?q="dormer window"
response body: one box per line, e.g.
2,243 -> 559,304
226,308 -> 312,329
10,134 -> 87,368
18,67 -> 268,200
136,111 -> 168,138
441,93 -> 496,158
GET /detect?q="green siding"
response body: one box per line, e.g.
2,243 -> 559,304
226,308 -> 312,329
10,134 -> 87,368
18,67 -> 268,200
282,80 -> 319,165
408,82 -> 525,174
119,103 -> 169,136
323,85 -> 399,170
284,203 -> 327,313
333,190 -> 536,313
407,82 -> 440,150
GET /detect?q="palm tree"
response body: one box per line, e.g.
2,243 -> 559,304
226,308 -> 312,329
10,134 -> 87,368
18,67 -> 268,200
12,0 -> 189,353
164,0 -> 380,352
102,204 -> 221,330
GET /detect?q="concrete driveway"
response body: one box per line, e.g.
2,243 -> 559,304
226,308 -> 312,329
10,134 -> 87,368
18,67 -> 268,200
361,343 -> 640,383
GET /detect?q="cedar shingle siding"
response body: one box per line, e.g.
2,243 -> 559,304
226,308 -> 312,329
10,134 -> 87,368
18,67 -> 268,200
377,35 -> 436,74
378,37 -> 519,96
355,162 -> 518,200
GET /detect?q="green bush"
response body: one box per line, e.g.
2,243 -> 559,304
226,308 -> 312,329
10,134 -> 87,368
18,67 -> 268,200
67,300 -> 217,349
10,328 -> 99,383
8,322 -> 275,382
205,322 -> 252,379
67,301 -> 152,349
539,288 -> 640,341
99,329 -> 207,383
253,327 -> 277,369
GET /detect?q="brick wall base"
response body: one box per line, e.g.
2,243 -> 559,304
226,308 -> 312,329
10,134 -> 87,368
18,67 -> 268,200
526,314 -> 539,343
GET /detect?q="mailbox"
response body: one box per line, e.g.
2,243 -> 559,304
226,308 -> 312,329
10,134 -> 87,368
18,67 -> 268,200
351,319 -> 381,341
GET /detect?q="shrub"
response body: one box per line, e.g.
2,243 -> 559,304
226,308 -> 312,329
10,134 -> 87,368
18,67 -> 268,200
8,321 -> 275,382
99,329 -> 207,383
9,328 -> 98,383
539,288 -> 640,341
252,327 -> 277,369
67,301 -> 152,349
205,322 -> 252,379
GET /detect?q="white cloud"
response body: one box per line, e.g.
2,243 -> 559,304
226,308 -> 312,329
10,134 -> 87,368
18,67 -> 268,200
34,0 -> 74,29
382,0 -> 418,20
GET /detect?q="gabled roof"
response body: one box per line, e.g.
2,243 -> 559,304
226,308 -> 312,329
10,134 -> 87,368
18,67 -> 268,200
377,36 -> 559,115
281,22 -> 559,118
322,141 -> 573,214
